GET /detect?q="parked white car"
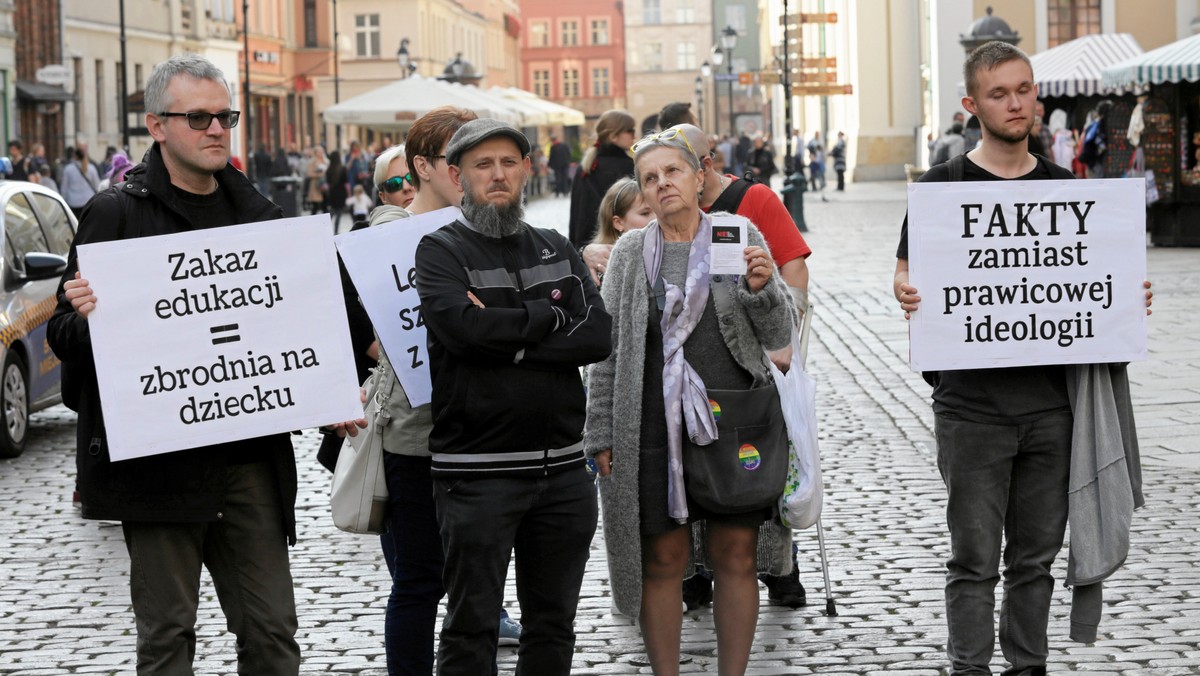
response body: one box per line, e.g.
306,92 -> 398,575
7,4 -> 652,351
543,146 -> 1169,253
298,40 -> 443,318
0,180 -> 75,457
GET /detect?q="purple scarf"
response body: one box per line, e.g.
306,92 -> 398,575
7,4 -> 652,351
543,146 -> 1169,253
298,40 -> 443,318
642,210 -> 718,523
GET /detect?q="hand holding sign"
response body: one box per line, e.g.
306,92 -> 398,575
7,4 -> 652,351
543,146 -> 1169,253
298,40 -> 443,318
63,272 -> 97,317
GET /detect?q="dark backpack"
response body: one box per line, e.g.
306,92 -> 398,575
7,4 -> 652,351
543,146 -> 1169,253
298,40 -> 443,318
709,176 -> 753,213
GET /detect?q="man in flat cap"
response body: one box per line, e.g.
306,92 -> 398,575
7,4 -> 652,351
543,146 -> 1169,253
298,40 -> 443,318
414,118 -> 613,675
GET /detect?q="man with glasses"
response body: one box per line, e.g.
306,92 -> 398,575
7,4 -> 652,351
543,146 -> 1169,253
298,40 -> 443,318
48,54 -> 301,675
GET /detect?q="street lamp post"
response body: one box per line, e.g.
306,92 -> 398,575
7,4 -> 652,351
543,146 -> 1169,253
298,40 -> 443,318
694,76 -> 704,129
700,61 -> 712,131
243,0 -> 252,160
719,25 -> 738,141
332,0 -> 341,154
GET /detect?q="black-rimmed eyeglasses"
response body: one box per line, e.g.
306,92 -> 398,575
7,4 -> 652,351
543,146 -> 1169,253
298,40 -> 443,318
158,110 -> 241,130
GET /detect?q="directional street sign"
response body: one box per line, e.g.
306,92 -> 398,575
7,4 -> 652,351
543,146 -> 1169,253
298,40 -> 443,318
714,73 -> 740,82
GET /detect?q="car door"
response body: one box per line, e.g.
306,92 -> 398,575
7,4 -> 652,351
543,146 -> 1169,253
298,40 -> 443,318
2,191 -> 63,404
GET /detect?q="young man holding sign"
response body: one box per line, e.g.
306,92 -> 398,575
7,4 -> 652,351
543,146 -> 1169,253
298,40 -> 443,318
893,42 -> 1151,675
414,119 -> 612,674
48,55 -> 301,674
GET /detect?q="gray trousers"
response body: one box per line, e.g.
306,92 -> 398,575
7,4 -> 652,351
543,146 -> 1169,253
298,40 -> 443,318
936,410 -> 1072,676
121,461 -> 300,676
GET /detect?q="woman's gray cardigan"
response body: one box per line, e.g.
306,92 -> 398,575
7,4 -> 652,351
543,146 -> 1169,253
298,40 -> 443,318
584,215 -> 796,619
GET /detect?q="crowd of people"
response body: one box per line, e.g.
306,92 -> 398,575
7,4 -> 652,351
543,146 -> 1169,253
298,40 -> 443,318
38,39 -> 1149,676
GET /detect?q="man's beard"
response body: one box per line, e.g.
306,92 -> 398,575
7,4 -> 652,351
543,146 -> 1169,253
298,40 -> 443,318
980,115 -> 1035,146
461,173 -> 526,238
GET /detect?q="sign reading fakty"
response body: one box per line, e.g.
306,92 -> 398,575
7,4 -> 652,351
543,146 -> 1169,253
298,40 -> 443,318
79,215 -> 363,461
905,178 -> 1147,372
334,206 -> 462,407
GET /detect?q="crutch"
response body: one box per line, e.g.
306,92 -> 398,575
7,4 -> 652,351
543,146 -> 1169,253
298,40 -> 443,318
792,289 -> 837,617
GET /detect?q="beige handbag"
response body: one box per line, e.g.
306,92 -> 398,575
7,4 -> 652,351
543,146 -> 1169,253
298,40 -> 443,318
330,361 -> 390,534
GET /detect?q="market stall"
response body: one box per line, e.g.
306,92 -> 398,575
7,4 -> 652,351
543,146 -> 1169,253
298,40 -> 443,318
1104,32 -> 1200,246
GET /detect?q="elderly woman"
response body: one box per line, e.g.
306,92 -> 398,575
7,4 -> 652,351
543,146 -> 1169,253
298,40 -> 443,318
585,129 -> 795,675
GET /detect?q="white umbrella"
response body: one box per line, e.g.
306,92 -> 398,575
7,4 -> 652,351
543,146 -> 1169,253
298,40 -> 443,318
323,76 -> 522,127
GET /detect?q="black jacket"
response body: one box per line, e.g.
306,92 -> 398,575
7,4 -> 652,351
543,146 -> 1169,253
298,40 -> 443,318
567,144 -> 634,248
415,220 -> 612,477
47,144 -> 299,541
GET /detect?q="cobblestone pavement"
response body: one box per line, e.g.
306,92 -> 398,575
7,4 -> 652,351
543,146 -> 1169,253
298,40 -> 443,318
1,184 -> 1198,674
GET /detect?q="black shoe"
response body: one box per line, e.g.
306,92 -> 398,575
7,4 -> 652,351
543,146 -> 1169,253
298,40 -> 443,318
763,571 -> 807,608
682,574 -> 713,611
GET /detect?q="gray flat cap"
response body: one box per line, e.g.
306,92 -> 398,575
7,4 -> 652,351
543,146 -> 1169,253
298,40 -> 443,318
445,118 -> 531,166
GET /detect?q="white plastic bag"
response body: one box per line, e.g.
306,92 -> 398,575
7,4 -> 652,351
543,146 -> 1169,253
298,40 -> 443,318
330,366 -> 389,535
767,330 -> 823,530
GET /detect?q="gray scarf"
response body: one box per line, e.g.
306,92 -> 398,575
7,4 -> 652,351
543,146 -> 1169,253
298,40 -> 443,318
642,210 -> 718,523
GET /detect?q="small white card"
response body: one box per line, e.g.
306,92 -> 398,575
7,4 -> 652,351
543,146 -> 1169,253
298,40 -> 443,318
709,216 -> 746,275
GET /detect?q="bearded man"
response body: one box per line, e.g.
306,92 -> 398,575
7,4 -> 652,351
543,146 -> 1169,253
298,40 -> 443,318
413,118 -> 612,675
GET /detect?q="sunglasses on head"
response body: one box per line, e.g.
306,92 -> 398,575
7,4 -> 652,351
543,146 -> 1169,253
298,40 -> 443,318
379,173 -> 414,193
631,128 -> 698,160
158,110 -> 241,130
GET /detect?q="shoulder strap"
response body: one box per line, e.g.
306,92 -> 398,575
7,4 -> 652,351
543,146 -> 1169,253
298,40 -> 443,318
710,178 -> 752,214
948,154 -> 965,182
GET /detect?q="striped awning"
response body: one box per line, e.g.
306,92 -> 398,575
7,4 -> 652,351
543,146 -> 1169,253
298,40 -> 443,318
1032,33 -> 1143,97
1103,32 -> 1200,89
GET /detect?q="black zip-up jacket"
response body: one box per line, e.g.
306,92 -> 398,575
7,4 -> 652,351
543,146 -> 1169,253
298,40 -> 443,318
414,219 -> 612,478
47,144 -> 299,542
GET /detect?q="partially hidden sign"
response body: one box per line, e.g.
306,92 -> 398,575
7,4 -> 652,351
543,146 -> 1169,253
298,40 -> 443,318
79,215 -> 363,461
905,178 -> 1147,372
334,206 -> 461,408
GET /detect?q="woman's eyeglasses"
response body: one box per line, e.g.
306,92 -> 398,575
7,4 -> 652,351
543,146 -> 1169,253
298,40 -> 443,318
379,173 -> 414,193
631,128 -> 697,160
157,110 -> 241,130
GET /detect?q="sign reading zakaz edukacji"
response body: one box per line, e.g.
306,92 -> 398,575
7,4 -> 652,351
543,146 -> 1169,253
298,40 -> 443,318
79,215 -> 363,461
905,178 -> 1147,372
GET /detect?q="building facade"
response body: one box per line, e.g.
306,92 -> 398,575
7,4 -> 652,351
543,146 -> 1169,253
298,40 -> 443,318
13,0 -> 68,161
621,0 -> 712,134
314,0 -> 511,151
519,0 -> 626,131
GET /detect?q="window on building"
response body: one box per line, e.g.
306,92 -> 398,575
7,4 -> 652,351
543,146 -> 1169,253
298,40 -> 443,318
592,67 -> 610,97
676,42 -> 696,70
135,63 -> 144,90
530,20 -> 549,47
644,0 -> 662,25
95,60 -> 105,134
115,61 -> 124,132
561,20 -> 579,47
725,4 -> 746,33
644,43 -> 663,72
533,69 -> 552,97
590,19 -> 609,45
562,68 -> 580,98
355,14 -> 381,58
304,0 -> 318,47
1047,0 -> 1101,47
676,5 -> 694,22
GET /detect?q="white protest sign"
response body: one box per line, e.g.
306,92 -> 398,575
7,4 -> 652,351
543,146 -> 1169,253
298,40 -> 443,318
906,178 -> 1147,372
709,215 -> 747,275
79,215 -> 364,461
334,206 -> 461,407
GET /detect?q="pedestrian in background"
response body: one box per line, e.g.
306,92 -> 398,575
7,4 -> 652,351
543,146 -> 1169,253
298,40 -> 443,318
585,126 -> 794,676
749,133 -> 777,185
548,135 -> 572,197
36,164 -> 59,194
49,53 -> 301,675
567,108 -> 636,247
253,143 -> 273,195
325,152 -> 349,232
98,152 -> 132,191
415,118 -> 611,674
306,145 -> 329,214
894,40 -> 1150,676
60,147 -> 98,218
831,131 -> 848,191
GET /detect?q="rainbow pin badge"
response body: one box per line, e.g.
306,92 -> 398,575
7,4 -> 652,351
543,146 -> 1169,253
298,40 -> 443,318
709,399 -> 722,421
738,444 -> 762,471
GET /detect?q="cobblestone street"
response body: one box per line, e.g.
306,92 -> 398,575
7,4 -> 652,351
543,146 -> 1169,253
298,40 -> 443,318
1,183 -> 1198,674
